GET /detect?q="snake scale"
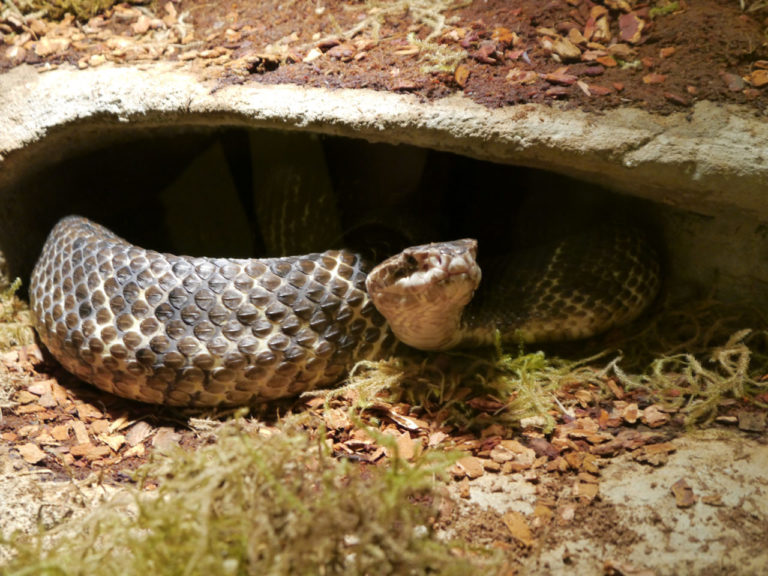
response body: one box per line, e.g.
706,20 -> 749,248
29,216 -> 661,407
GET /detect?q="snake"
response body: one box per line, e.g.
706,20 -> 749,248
29,216 -> 661,407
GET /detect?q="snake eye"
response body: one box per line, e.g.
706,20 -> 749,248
405,255 -> 418,268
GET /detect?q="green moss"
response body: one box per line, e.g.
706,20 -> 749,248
2,422 -> 499,575
649,1 -> 680,19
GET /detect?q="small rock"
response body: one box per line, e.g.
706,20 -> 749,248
722,72 -> 745,92
738,411 -> 766,432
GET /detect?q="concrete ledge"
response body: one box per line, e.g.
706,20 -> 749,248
2,63 -> 767,216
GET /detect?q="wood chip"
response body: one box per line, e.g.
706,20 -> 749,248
18,442 -> 47,464
671,478 -> 696,508
532,504 -> 554,528
551,37 -> 582,62
502,511 -> 535,547
99,434 -> 126,452
27,380 -> 52,396
454,64 -> 470,88
660,46 -> 676,59
458,476 -> 471,499
574,481 -> 599,504
746,70 -> 768,87
452,455 -> 485,479
394,431 -> 415,461
642,73 -> 667,85
51,423 -> 71,441
70,443 -> 112,460
34,37 -> 71,57
323,408 -> 352,431
642,405 -> 670,427
125,421 -> 153,446
72,420 -> 90,445
152,427 -> 181,450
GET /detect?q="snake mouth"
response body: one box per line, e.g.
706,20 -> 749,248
366,238 -> 482,308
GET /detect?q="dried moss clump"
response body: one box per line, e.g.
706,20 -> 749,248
0,278 -> 35,351
12,0 -> 141,20
1,422 -> 493,576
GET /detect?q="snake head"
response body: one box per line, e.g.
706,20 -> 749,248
366,239 -> 481,351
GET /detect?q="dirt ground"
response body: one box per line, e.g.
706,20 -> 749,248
1,0 -> 767,114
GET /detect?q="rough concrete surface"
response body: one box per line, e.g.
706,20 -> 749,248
451,430 -> 768,576
0,63 -> 767,218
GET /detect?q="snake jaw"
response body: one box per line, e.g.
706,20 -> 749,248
366,239 -> 482,351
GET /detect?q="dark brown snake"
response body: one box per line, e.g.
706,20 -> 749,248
29,216 -> 661,407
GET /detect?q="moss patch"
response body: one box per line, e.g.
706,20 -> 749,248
1,420 -> 499,575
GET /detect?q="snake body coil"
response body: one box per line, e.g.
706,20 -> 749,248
30,216 -> 661,407
30,217 -> 395,406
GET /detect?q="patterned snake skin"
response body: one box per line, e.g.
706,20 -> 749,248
30,217 -> 395,406
30,216 -> 661,407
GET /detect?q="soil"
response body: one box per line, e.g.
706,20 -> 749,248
1,0 -> 767,115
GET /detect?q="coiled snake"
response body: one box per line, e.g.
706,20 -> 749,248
29,216 -> 660,406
